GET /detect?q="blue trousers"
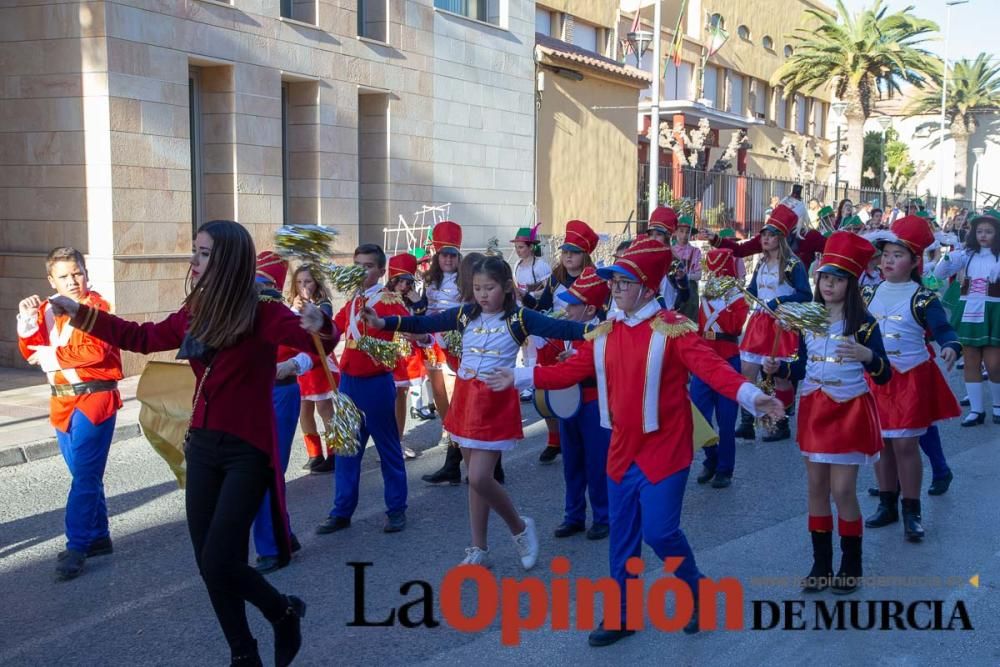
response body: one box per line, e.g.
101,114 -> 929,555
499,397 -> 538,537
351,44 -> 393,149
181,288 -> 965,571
690,355 -> 739,475
252,381 -> 301,558
608,464 -> 702,621
331,372 -> 408,518
56,410 -> 117,552
919,424 -> 950,481
559,399 -> 610,527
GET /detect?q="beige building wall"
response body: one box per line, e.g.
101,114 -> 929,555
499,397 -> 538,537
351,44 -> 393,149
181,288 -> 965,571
0,0 -> 536,371
536,73 -> 644,234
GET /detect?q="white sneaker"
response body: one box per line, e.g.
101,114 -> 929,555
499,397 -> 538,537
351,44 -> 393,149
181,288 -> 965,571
460,546 -> 490,567
512,516 -> 539,570
401,445 -> 419,460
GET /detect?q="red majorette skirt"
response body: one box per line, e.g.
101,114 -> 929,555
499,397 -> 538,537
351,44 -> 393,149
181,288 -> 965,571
297,356 -> 337,399
797,391 -> 883,459
443,377 -> 524,446
868,358 -> 961,432
740,311 -> 799,361
393,345 -> 427,387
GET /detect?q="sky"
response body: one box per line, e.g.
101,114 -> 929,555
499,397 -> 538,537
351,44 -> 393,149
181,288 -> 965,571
838,0 -> 996,62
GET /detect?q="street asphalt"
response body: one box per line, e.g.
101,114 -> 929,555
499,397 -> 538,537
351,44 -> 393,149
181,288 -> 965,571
0,364 -> 998,666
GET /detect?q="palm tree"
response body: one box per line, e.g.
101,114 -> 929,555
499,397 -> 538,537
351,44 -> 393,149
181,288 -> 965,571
907,53 -> 1000,197
771,0 -> 940,188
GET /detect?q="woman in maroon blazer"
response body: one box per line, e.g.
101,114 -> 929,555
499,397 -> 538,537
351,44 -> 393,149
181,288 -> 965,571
50,220 -> 338,667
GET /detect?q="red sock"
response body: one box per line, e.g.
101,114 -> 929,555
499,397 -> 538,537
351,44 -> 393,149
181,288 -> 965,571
808,514 -> 833,532
838,517 -> 863,537
775,388 -> 795,408
547,431 -> 561,447
304,433 -> 323,458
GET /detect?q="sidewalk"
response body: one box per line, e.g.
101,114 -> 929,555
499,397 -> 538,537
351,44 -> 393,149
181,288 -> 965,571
0,368 -> 142,467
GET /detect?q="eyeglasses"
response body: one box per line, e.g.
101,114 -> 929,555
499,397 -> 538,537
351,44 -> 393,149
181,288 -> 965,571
610,278 -> 640,291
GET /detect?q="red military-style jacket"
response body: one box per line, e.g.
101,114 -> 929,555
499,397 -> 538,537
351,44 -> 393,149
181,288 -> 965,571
334,285 -> 410,378
531,303 -> 754,483
71,295 -> 338,459
697,291 -> 750,360
18,291 -> 123,431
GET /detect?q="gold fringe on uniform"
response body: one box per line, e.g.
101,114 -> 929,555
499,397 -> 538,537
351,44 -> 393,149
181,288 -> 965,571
649,315 -> 698,338
583,320 -> 613,341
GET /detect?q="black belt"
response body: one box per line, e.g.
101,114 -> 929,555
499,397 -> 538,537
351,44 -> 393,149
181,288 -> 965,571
51,380 -> 118,397
275,377 -> 298,386
703,331 -> 738,343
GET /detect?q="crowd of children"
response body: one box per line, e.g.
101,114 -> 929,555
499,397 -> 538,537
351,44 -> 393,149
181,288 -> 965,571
18,197 -> 981,661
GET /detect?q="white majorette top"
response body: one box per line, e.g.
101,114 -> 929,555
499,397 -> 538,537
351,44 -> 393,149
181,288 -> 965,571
867,281 -> 928,373
426,272 -> 461,313
799,321 -> 869,402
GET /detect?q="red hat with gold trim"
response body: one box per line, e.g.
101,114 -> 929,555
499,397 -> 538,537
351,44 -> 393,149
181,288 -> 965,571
648,206 -> 680,234
763,204 -> 798,236
560,220 -> 599,255
560,266 -> 611,308
388,253 -> 418,281
255,251 -> 289,291
866,215 -> 935,256
432,220 -> 462,254
596,237 -> 671,291
704,248 -> 738,279
816,231 -> 875,280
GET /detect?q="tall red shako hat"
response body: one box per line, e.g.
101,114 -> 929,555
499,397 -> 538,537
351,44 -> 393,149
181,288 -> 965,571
596,237 -> 672,291
816,231 -> 876,279
432,221 -> 462,255
388,253 -> 418,281
560,266 -> 611,309
763,204 -> 798,237
648,206 -> 680,235
560,220 -> 599,254
255,251 -> 289,291
703,248 -> 738,278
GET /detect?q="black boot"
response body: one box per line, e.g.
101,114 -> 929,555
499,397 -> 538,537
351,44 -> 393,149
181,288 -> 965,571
422,445 -> 462,485
761,417 -> 791,442
865,491 -> 899,528
734,408 -> 755,440
831,535 -> 862,595
801,531 -> 833,593
901,498 -> 925,542
273,595 -> 306,667
230,639 -> 263,667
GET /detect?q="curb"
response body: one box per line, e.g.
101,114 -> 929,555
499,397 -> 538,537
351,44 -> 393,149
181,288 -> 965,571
0,423 -> 142,468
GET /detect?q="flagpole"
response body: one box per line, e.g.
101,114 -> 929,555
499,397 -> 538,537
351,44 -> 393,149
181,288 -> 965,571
649,0 -> 662,217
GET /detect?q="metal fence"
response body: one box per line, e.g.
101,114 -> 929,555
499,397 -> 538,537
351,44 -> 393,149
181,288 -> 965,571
637,164 -> 977,235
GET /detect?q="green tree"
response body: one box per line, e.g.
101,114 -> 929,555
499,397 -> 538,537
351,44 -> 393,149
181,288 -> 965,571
906,53 -> 1000,196
771,0 -> 940,189
861,131 -> 881,188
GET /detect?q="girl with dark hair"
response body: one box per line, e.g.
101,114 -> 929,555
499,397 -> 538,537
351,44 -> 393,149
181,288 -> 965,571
933,212 -> 1000,425
834,198 -> 854,230
511,225 -> 551,300
863,217 -> 961,544
735,205 -> 812,442
764,232 -> 891,594
48,220 -> 338,666
363,255 -> 589,568
288,264 -> 337,473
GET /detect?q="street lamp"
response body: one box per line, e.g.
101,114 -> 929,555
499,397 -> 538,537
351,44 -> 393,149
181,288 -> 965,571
625,29 -> 653,67
831,101 -> 848,200
973,146 -> 985,210
937,0 -> 970,222
876,115 -> 892,206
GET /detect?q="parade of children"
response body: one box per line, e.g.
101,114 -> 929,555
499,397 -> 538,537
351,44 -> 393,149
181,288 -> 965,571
14,194 -> 986,663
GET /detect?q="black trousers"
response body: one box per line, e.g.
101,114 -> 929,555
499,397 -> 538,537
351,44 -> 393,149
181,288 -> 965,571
185,429 -> 286,653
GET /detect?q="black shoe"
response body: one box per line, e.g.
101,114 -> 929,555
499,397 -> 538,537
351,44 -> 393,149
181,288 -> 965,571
735,409 -> 755,440
273,595 -> 306,667
928,471 -> 953,496
383,511 -> 406,533
539,446 -> 561,464
961,411 -> 985,427
831,535 -> 863,595
423,446 -> 462,485
959,395 -> 970,406
554,523 -> 585,538
801,530 -> 833,593
410,407 -> 436,421
59,536 -> 113,561
586,524 -> 610,540
711,473 -> 732,489
309,456 -> 335,474
55,549 -> 86,581
587,622 -> 634,647
255,556 -> 283,574
901,498 -> 925,542
867,486 -> 879,497
865,491 -> 899,528
315,516 -> 351,534
230,640 -> 263,667
302,456 -> 324,471
761,419 -> 791,442
696,466 -> 715,484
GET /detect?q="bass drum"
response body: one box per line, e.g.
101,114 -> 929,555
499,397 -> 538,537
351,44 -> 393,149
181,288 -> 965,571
533,385 -> 582,420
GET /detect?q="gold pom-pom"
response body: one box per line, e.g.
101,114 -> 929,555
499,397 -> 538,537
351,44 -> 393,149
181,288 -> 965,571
775,302 -> 829,335
356,335 -> 404,368
441,329 -> 463,358
321,393 -> 363,456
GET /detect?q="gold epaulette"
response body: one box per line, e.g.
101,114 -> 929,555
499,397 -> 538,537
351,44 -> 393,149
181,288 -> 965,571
375,291 -> 404,306
583,320 -> 613,341
650,312 -> 698,338
258,294 -> 283,304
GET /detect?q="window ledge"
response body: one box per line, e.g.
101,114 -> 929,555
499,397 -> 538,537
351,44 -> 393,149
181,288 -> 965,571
357,35 -> 392,47
196,0 -> 236,8
433,6 -> 509,33
280,16 -> 321,31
